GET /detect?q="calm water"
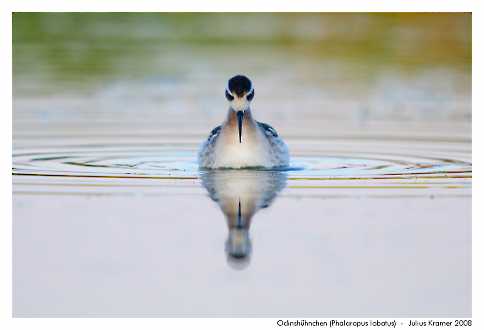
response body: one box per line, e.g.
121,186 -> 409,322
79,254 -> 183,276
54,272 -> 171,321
13,13 -> 471,317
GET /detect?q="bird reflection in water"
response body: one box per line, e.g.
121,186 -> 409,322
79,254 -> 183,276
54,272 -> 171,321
200,170 -> 287,269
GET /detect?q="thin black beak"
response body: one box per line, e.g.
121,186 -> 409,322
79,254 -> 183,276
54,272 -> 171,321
236,111 -> 244,143
237,199 -> 242,228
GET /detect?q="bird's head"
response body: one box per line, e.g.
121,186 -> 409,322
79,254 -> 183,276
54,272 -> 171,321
225,75 -> 254,112
225,75 -> 254,143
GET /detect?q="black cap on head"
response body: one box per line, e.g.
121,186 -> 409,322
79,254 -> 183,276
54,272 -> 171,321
228,75 -> 253,97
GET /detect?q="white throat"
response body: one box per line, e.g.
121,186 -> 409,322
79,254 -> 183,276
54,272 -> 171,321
230,98 -> 250,112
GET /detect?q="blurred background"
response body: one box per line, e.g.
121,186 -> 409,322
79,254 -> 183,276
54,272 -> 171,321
13,13 -> 471,145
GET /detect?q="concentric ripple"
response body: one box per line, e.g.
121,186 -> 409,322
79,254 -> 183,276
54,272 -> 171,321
12,143 -> 471,180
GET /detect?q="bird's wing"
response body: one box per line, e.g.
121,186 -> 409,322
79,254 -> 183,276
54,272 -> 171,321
207,125 -> 222,142
198,125 -> 222,168
257,121 -> 279,137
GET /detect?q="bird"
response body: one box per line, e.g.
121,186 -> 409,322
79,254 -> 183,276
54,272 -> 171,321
198,75 -> 289,169
200,169 -> 287,269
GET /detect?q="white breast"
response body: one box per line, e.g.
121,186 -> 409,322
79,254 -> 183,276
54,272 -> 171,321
212,127 -> 272,169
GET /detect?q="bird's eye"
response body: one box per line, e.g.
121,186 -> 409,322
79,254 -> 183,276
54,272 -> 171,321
246,89 -> 255,101
225,90 -> 234,101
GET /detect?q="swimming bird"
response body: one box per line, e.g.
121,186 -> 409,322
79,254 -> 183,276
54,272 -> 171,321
198,75 -> 289,169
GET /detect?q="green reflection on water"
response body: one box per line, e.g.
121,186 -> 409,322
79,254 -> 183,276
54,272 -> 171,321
13,13 -> 471,91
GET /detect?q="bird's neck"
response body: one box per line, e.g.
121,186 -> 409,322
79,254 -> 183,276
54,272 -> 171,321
220,108 -> 259,145
225,107 -> 256,125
